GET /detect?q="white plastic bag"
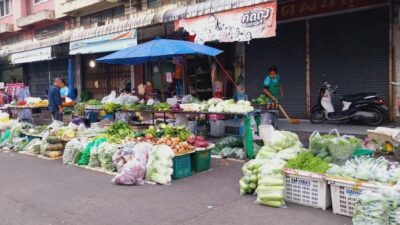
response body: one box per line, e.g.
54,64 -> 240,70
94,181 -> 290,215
101,91 -> 117,104
112,159 -> 146,185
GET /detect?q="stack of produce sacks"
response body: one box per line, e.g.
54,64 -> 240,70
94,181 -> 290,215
352,188 -> 400,225
239,130 -> 305,207
145,145 -> 174,185
112,142 -> 152,185
45,135 -> 63,158
256,159 -> 287,207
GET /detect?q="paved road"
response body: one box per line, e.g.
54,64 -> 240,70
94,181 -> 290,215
0,150 -> 351,225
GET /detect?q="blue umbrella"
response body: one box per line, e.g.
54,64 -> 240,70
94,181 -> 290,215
96,38 -> 223,65
67,59 -> 76,99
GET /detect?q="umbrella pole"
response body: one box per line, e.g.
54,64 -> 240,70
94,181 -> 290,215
213,57 -> 238,90
160,61 -> 164,101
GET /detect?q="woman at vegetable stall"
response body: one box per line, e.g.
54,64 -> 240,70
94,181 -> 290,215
263,65 -> 284,103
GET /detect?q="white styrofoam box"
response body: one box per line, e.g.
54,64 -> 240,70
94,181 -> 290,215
284,168 -> 331,210
209,120 -> 225,137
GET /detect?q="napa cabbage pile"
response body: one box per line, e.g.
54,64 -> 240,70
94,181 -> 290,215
208,99 -> 254,114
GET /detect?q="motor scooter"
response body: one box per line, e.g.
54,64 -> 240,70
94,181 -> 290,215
310,82 -> 388,126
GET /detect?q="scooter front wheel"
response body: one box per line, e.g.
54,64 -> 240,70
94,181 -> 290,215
310,110 -> 326,124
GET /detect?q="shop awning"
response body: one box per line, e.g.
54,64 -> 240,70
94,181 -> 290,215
163,0 -> 275,21
69,29 -> 137,55
175,1 -> 277,43
10,47 -> 52,64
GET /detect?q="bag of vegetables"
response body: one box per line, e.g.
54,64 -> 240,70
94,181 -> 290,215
265,131 -> 301,151
328,135 -> 360,162
99,143 -> 118,172
309,130 -> 339,156
24,139 -> 41,154
63,139 -> 83,165
239,159 -> 265,195
353,190 -> 389,225
145,145 -> 174,185
256,160 -> 286,208
112,159 -> 146,185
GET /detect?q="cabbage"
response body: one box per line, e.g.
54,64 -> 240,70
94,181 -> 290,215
274,145 -> 307,161
145,145 -> 174,185
266,131 -> 300,151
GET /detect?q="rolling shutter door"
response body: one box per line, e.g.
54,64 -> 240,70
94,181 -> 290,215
310,7 -> 389,110
245,21 -> 307,118
28,58 -> 69,98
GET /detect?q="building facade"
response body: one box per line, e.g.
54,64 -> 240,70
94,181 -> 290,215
0,0 -> 399,121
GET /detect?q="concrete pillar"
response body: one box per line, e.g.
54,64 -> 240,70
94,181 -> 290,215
74,54 -> 82,101
394,5 -> 400,120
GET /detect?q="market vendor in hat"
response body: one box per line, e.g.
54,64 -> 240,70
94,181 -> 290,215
263,65 -> 284,103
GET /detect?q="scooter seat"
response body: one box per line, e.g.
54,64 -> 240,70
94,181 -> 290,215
341,92 -> 377,102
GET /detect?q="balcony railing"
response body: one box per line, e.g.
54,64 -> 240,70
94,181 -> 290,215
16,10 -> 56,28
0,23 -> 14,34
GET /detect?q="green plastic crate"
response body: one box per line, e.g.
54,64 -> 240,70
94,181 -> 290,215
192,148 -> 212,172
172,154 -> 192,179
353,148 -> 373,157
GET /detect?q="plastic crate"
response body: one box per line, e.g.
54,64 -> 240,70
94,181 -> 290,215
191,145 -> 213,172
284,168 -> 331,210
172,153 -> 192,179
326,176 -> 382,217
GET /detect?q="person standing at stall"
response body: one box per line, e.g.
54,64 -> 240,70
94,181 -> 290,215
16,82 -> 31,121
263,65 -> 284,103
60,79 -> 69,100
48,78 -> 63,121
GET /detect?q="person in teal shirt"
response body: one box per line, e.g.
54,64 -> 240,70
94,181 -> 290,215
263,65 -> 284,103
60,79 -> 69,98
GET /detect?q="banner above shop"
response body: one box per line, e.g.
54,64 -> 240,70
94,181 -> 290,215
69,29 -> 137,55
11,47 -> 52,64
175,2 -> 277,43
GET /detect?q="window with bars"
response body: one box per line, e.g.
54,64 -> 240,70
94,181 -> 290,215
0,0 -> 11,17
80,5 -> 125,27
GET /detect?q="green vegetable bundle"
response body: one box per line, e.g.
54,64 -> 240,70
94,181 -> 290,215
353,191 -> 389,225
285,152 -> 330,174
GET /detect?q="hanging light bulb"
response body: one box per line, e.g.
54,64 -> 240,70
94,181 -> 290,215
89,60 -> 96,68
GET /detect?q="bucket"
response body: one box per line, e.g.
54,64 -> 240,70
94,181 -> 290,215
259,125 -> 274,145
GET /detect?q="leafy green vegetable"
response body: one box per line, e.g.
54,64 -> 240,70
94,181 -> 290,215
86,99 -> 102,106
154,102 -> 170,112
102,103 -> 122,114
106,121 -> 134,141
285,152 -> 330,174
